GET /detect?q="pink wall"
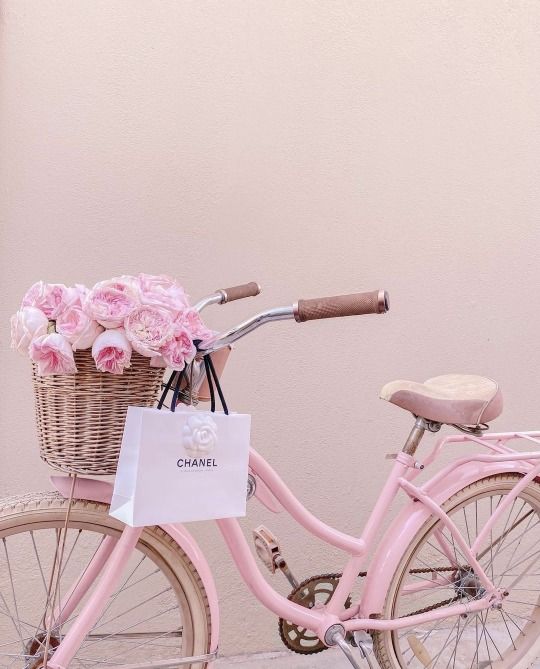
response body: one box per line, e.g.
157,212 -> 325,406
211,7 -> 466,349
1,0 -> 539,655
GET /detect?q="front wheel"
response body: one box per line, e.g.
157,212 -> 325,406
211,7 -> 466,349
373,474 -> 540,669
0,492 -> 211,668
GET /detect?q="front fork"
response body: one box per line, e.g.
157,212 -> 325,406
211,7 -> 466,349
47,526 -> 142,669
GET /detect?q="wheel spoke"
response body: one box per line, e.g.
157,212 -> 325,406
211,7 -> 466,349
91,586 -> 173,632
83,605 -> 179,652
1,539 -> 26,652
425,616 -> 459,667
54,534 -> 108,628
91,626 -> 183,663
95,554 -> 148,625
30,530 -> 49,596
60,529 -> 83,577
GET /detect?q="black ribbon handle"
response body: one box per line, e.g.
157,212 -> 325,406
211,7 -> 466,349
203,354 -> 229,415
157,354 -> 229,415
157,368 -> 186,412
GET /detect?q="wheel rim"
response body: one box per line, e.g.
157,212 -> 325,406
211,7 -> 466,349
0,516 -> 195,668
388,478 -> 540,668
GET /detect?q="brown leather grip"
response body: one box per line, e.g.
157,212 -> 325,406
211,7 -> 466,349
218,282 -> 261,303
295,290 -> 389,322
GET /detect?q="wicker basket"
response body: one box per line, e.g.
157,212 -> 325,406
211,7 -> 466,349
32,349 -> 165,475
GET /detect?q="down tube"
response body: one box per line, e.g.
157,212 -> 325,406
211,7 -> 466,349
216,517 -> 330,630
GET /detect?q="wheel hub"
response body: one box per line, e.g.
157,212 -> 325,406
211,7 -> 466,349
26,633 -> 60,669
453,568 -> 485,599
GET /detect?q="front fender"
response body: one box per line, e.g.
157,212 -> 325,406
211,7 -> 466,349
51,475 -> 220,653
359,458 -> 530,617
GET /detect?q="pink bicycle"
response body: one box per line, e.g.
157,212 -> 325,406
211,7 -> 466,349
2,285 -> 540,669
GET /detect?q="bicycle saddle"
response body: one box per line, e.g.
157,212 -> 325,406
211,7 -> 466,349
380,374 -> 503,426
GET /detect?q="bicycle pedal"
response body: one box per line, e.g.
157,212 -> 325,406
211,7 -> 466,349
252,525 -> 298,587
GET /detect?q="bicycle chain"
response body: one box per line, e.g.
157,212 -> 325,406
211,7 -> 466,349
398,567 -> 465,618
279,567 -> 461,653
400,596 -> 461,619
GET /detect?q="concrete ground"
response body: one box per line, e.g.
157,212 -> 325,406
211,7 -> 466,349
216,649 -> 540,668
215,650 -> 366,668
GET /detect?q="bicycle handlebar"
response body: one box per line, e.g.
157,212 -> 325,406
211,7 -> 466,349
194,282 -> 261,312
218,282 -> 261,303
198,289 -> 389,353
294,290 -> 389,322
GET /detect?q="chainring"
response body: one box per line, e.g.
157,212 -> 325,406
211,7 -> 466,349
278,573 -> 353,655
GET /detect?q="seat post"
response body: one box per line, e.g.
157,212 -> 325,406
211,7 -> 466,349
402,416 -> 428,455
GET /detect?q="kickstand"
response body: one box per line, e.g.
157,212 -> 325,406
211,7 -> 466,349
357,640 -> 377,669
331,630 -> 377,669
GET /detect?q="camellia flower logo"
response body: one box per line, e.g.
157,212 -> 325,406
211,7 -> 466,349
182,414 -> 218,456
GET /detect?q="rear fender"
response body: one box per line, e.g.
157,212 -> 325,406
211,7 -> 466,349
51,475 -> 220,653
359,458 -> 530,617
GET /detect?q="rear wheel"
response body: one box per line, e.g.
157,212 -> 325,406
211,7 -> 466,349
374,474 -> 540,669
0,492 -> 211,668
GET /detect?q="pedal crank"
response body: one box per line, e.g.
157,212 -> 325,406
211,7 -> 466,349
252,525 -> 298,588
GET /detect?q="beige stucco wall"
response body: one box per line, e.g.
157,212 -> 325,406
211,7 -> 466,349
1,0 -> 539,656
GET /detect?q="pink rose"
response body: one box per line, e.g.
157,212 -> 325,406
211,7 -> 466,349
92,328 -> 132,374
159,340 -> 186,371
124,305 -> 174,357
22,281 -> 69,319
150,355 -> 167,368
64,284 -> 89,309
172,324 -> 197,360
10,307 -> 50,354
84,277 -> 139,329
177,309 -> 216,346
29,333 -> 78,376
56,306 -> 103,350
138,273 -> 189,313
159,327 -> 195,370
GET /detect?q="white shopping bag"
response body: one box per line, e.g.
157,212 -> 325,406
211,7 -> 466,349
110,404 -> 251,527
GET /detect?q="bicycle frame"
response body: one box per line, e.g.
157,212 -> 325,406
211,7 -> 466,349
46,428 -> 540,669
